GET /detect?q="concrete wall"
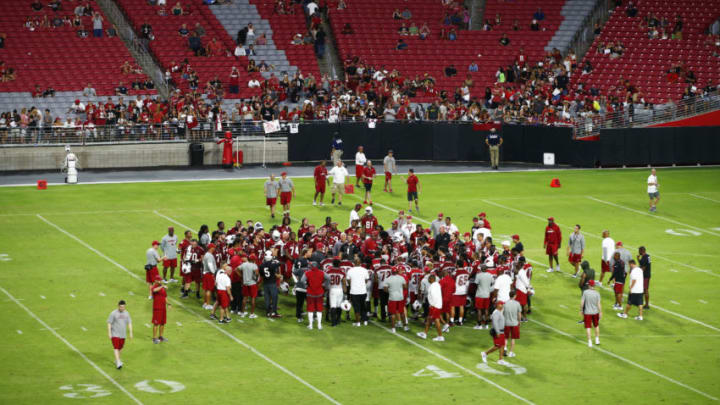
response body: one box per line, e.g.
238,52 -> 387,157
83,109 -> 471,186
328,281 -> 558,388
0,139 -> 288,171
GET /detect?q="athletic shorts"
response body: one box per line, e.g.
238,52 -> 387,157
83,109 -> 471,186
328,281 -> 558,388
145,266 -> 159,283
583,314 -> 599,328
429,306 -> 442,321
202,273 -> 215,291
280,191 -> 292,205
648,191 -> 659,199
363,182 -> 373,192
628,292 -> 643,306
385,171 -> 392,180
407,191 -> 418,201
191,267 -> 202,283
111,337 -> 125,350
350,293 -> 365,315
504,325 -> 520,339
493,333 -> 506,348
182,271 -> 193,284
568,253 -> 582,264
475,297 -> 490,309
355,165 -> 363,178
331,183 -> 344,194
163,258 -> 177,268
266,197 -> 277,207
515,290 -> 528,306
643,278 -> 650,292
307,296 -> 324,312
152,308 -> 167,325
388,300 -> 404,315
242,284 -> 258,298
451,294 -> 466,307
614,282 -> 624,294
217,290 -> 230,308
315,182 -> 326,193
546,244 -> 559,255
601,260 -> 610,273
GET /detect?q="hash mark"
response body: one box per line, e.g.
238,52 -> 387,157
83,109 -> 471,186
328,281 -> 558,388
81,326 -> 88,332
699,300 -> 708,304
69,293 -> 76,298
670,300 -> 680,305
16,330 -> 22,334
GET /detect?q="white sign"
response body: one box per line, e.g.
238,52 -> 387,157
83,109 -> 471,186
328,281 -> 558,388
543,153 -> 555,166
413,365 -> 461,379
263,119 -> 281,134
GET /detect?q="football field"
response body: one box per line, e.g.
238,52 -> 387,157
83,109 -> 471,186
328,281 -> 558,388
1,166 -> 719,404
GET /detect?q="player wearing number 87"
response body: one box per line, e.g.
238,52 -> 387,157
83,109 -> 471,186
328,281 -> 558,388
107,300 -> 132,369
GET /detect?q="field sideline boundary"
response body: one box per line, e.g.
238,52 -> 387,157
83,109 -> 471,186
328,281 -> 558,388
0,285 -> 144,405
36,214 -> 342,405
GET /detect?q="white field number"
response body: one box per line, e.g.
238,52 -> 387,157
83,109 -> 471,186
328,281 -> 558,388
134,379 -> 186,394
0,254 -> 11,262
476,362 -> 527,375
413,365 -> 461,379
59,384 -> 111,399
59,380 -> 185,398
665,229 -> 702,236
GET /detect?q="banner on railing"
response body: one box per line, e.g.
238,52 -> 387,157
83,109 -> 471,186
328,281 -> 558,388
263,120 -> 281,134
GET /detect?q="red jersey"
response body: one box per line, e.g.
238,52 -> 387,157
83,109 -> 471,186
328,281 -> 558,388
314,165 -> 328,184
544,223 -> 562,246
362,166 -> 376,184
305,268 -> 327,297
406,174 -> 419,192
439,275 -> 456,300
362,237 -> 379,256
152,283 -> 167,309
361,215 -> 378,232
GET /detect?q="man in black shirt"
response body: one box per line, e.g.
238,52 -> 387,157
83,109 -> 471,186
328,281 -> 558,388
260,100 -> 275,122
435,226 -> 451,252
638,246 -> 651,309
486,128 -> 503,169
607,251 -> 626,310
260,251 -> 282,317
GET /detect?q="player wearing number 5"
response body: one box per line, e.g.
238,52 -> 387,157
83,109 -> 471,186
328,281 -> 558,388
107,300 -> 132,369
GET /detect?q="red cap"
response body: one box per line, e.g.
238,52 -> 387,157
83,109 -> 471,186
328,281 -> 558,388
372,230 -> 379,237
207,243 -> 216,250
168,226 -> 174,231
479,212 -> 486,217
398,210 -> 404,215
406,215 -> 412,219
152,240 -> 159,246
392,220 -> 399,225
473,218 -> 479,222
249,253 -> 257,260
512,234 -> 519,240
497,301 -> 505,305
588,280 -> 595,287
75,99 -> 80,104
548,217 -> 554,221
463,232 -> 471,237
316,242 -> 326,250
281,171 -> 287,176
154,274 -> 163,281
616,241 -> 623,246
438,212 -> 443,217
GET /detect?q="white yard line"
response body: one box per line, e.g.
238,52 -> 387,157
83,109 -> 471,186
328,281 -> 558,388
81,326 -> 88,332
16,329 -> 22,334
371,321 -> 535,405
0,285 -> 143,405
689,193 -> 720,204
586,196 -> 720,238
40,212 -> 340,404
153,210 -> 193,229
699,300 -> 708,304
530,318 -> 718,402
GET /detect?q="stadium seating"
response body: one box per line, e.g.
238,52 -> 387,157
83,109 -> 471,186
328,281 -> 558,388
114,0 -> 263,99
0,0 -> 153,96
571,0 -> 720,103
329,0 -> 565,101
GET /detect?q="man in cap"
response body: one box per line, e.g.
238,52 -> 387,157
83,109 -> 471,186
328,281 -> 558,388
430,213 -> 444,238
481,300 -> 509,365
544,217 -> 562,272
328,160 -> 349,206
512,234 -> 524,255
278,171 -> 295,217
146,240 -> 166,299
151,274 -> 170,344
160,227 -> 179,283
361,160 -> 376,205
383,149 -> 397,193
240,253 -> 260,318
581,280 -> 602,347
568,225 -> 586,277
485,127 -> 503,169
355,145 -> 367,187
264,174 -> 280,218
201,243 -> 217,310
260,249 -> 282,318
404,168 -> 420,213
478,212 -> 491,229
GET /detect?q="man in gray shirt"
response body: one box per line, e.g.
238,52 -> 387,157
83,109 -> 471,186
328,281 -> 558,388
278,172 -> 295,216
160,226 -> 178,283
385,269 -> 408,333
482,301 -> 509,365
146,241 -> 165,299
264,174 -> 280,219
107,300 -> 132,369
382,150 -> 396,193
568,224 -> 586,277
612,241 -> 633,274
581,280 -> 602,347
503,292 -> 522,358
239,255 -> 259,319
201,244 -> 217,310
430,213 -> 445,238
473,266 -> 494,330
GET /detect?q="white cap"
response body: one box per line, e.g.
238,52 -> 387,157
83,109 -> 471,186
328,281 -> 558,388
502,240 -> 511,247
255,222 -> 264,230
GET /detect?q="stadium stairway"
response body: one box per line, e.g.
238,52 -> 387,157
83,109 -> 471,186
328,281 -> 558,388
545,0 -> 598,52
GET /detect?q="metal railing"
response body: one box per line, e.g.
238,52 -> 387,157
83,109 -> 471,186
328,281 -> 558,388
573,90 -> 720,138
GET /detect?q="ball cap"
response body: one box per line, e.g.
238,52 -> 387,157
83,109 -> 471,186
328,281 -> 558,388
479,212 -> 486,217
281,171 -> 287,176
154,274 -> 163,281
497,301 -> 505,305
406,215 -> 412,219
548,216 -> 555,221
616,241 -> 623,246
249,253 -> 257,260
463,232 -> 471,237
588,280 -> 596,287
152,240 -> 159,246
438,212 -> 444,217
207,243 -> 216,249
512,234 -> 520,240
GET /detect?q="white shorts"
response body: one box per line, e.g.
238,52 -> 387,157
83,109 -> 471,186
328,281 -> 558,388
329,289 -> 344,308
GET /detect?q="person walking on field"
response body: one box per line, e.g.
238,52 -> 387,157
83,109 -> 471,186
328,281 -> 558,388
278,171 -> 296,217
485,128 -> 503,170
598,229 -> 615,285
637,246 -> 651,309
383,149 -> 397,193
647,168 -> 659,212
607,251 -> 626,310
481,300 -> 509,365
328,160 -> 349,206
150,275 -> 170,344
618,259 -> 644,320
544,217 -> 562,272
568,225 -> 585,277
503,291 -> 522,357
355,145 -> 367,187
107,300 -> 132,369
581,280 -> 602,347
403,168 -> 421,213
361,160 -> 376,205
145,240 -> 166,299
264,174 -> 280,219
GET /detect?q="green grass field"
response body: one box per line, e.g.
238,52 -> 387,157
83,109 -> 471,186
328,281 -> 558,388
1,167 -> 719,405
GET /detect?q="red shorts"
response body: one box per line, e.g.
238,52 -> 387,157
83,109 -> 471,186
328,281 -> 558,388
242,284 -> 258,298
202,273 -> 215,291
385,171 -> 392,180
583,314 -> 599,328
217,290 -> 230,308
111,337 -> 125,350
152,308 -> 167,325
182,271 -> 193,284
307,296 -> 324,312
493,333 -> 506,348
504,325 -> 520,339
451,294 -> 466,307
145,266 -> 159,283
388,300 -> 404,315
614,282 -> 624,294
546,244 -> 559,255
643,278 -> 650,291
266,197 -> 277,207
355,165 -> 363,178
191,268 -> 202,283
163,258 -> 177,268
475,297 -> 490,309
429,306 -> 442,320
441,300 -> 452,314
515,290 -> 528,306
568,253 -> 582,264
601,260 -> 610,273
315,182 -> 326,193
280,191 -> 292,205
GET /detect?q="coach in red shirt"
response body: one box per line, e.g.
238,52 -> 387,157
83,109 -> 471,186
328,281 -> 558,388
362,161 -> 376,205
302,265 -> 329,330
439,269 -> 456,326
544,217 -> 562,272
405,168 -> 420,213
313,160 -> 329,207
151,275 -> 170,344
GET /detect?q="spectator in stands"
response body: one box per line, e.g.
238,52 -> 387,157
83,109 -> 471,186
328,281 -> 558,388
626,2 -> 638,17
533,8 -> 545,21
499,33 -> 510,46
207,37 -> 223,56
74,3 -> 85,16
337,0 -> 346,10
83,83 -> 97,97
179,23 -> 189,36
256,33 -> 267,45
469,62 -> 478,72
237,25 -> 248,45
247,59 -> 259,73
0,33 -> 6,49
141,21 -> 153,40
228,67 -> 239,94
401,8 -> 412,20
315,28 -> 326,58
448,28 -> 457,40
194,22 -> 206,37
303,31 -> 314,45
77,23 -> 90,38
512,19 -> 520,31
246,23 -> 255,43
396,39 -> 407,50
409,23 -> 418,36
246,44 -> 257,55
392,9 -> 402,20
172,2 -> 183,15
341,23 -> 353,34
92,12 -> 103,37
398,24 -> 409,36
582,60 -> 593,75
291,33 -> 303,44
482,19 -> 493,31
306,0 -> 319,16
593,22 -> 601,35
445,65 -> 457,77
188,32 -> 203,56
530,19 -> 540,31
685,69 -> 697,84
419,23 -> 429,39
115,82 -> 128,96
672,16 -> 683,40
106,24 -> 117,37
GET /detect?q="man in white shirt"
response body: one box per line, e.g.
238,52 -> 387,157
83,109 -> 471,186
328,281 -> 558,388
514,257 -> 531,321
306,0 -> 319,16
212,265 -> 233,323
618,260 -> 644,320
354,145 -> 367,187
444,216 -> 458,236
647,168 -> 659,212
328,160 -> 349,205
248,78 -> 260,88
493,271 -> 512,302
349,203 -> 362,228
346,258 -> 370,326
599,229 -> 615,285
417,274 -> 445,341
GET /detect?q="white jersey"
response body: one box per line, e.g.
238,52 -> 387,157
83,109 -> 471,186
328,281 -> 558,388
647,174 -> 658,193
454,270 -> 470,295
64,152 -> 78,170
515,268 -> 530,293
601,237 -> 615,262
355,152 -> 367,166
493,273 -> 512,302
